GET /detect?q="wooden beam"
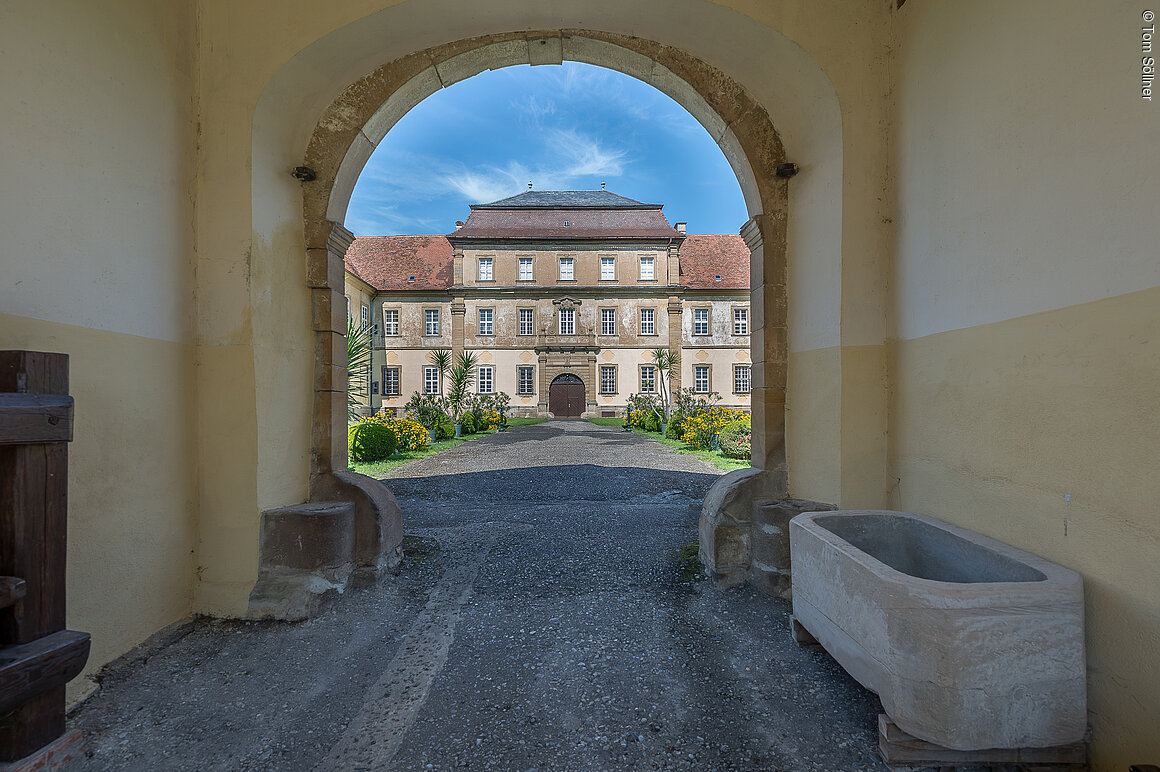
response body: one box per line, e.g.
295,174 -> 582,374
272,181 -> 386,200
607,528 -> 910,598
0,630 -> 90,714
0,579 -> 24,611
0,395 -> 74,445
878,715 -> 1088,767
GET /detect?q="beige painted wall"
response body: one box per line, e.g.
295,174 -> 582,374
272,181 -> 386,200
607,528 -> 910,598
0,0 -> 199,699
891,2 -> 1160,766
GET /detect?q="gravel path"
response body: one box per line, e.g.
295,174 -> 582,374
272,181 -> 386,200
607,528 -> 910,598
70,420 -> 887,771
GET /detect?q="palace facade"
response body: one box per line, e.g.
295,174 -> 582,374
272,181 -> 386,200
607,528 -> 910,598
344,190 -> 751,417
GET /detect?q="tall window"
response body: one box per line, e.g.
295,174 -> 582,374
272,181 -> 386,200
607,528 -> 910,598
424,366 -> 440,394
477,366 -> 494,394
734,307 -> 749,335
600,365 -> 617,394
425,309 -> 440,336
693,308 -> 709,336
734,364 -> 751,394
478,257 -> 493,281
360,304 -> 370,330
518,257 -> 534,281
518,366 -> 535,395
600,308 -> 616,336
383,308 -> 399,336
519,308 -> 534,336
478,308 -> 494,336
559,257 -> 574,281
640,365 -> 656,393
600,256 -> 616,281
559,308 -> 575,335
640,308 -> 655,335
639,256 -> 655,281
346,296 -> 351,321
694,365 -> 711,393
382,366 -> 400,396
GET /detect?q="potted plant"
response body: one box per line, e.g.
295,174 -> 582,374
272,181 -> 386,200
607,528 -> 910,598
404,392 -> 447,443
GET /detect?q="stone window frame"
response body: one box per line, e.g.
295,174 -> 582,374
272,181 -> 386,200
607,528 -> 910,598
732,306 -> 749,336
477,256 -> 494,282
423,366 -> 440,394
694,364 -> 712,394
382,365 -> 401,396
518,307 -> 534,336
477,365 -> 495,394
638,254 -> 656,282
478,307 -> 495,337
692,306 -> 711,336
640,307 -> 656,336
517,256 -> 535,283
600,364 -> 618,395
424,308 -> 441,337
382,307 -> 400,337
558,255 -> 575,282
639,364 -> 657,393
733,363 -> 752,394
558,307 -> 576,335
599,255 -> 617,282
599,307 -> 617,336
517,365 -> 536,395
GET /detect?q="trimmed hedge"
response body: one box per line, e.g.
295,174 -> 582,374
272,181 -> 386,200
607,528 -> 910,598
348,422 -> 398,462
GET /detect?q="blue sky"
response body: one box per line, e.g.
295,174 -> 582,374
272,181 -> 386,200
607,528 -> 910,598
345,62 -> 747,237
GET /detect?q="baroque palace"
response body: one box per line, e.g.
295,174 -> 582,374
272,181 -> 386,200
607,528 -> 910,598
344,189 -> 751,417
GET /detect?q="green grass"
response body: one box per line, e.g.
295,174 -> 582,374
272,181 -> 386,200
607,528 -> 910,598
587,418 -> 751,473
350,417 -> 549,477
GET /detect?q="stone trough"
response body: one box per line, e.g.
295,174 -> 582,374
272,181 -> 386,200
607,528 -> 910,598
789,509 -> 1086,751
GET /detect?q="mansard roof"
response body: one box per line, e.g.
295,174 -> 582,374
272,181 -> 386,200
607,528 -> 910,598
450,190 -> 681,241
344,235 -> 453,291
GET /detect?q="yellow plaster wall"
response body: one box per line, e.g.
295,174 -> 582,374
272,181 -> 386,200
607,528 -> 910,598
891,2 -> 1160,765
0,1 -> 199,697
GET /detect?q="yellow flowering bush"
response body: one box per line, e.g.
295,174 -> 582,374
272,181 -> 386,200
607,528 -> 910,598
477,409 -> 501,431
680,405 -> 749,450
356,413 -> 430,451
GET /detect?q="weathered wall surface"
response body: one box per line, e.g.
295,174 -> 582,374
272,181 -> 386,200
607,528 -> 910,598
890,2 -> 1160,766
0,0 -> 199,699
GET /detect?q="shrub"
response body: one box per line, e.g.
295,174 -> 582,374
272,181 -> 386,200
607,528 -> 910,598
629,408 -> 661,433
680,405 -> 750,450
477,408 -> 501,431
348,421 -> 397,462
436,413 -> 455,441
718,420 -> 752,460
461,412 -> 477,434
383,418 -> 430,451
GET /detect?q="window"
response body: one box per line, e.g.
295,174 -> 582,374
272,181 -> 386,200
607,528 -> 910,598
734,307 -> 749,335
693,308 -> 709,336
425,309 -> 440,336
694,365 -> 711,393
600,256 -> 616,281
600,308 -> 616,336
519,308 -> 534,336
640,308 -> 655,335
559,308 -> 575,335
346,296 -> 351,320
559,257 -> 574,281
477,366 -> 494,394
360,304 -> 370,330
518,366 -> 535,395
518,257 -> 534,281
424,367 -> 440,394
478,308 -> 494,336
734,364 -> 751,394
478,257 -> 493,281
600,365 -> 617,394
382,366 -> 400,396
383,308 -> 399,336
640,365 -> 656,393
639,256 -> 655,281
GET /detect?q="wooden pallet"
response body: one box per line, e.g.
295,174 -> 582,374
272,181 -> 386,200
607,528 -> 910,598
878,714 -> 1087,771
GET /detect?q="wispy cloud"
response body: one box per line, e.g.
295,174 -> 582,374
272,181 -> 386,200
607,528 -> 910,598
547,128 -> 626,177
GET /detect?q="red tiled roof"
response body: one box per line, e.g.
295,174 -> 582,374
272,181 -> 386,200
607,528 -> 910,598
678,234 -> 749,289
344,235 -> 453,291
449,208 -> 681,240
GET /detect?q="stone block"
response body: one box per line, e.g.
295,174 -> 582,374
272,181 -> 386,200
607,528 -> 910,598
311,287 -> 346,334
311,471 -> 404,585
748,498 -> 836,599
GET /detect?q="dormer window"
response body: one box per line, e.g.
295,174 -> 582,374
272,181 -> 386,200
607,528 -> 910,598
562,221 -> 572,227
408,276 -> 416,284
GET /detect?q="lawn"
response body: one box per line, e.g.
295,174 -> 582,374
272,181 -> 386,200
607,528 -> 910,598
349,417 -> 548,477
587,417 -> 751,473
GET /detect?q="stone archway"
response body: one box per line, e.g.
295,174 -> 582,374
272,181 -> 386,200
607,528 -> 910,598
548,374 -> 586,418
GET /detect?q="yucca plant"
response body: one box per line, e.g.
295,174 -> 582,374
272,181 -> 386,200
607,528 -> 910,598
444,350 -> 479,428
651,346 -> 681,423
428,348 -> 452,395
346,314 -> 373,420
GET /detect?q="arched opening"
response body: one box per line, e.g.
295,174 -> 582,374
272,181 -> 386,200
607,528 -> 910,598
548,373 -> 586,418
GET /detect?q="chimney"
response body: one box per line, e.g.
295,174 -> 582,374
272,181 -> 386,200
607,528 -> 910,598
675,222 -> 687,235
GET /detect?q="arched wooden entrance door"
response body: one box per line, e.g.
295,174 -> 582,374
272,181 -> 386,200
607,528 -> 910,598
548,373 -> 585,418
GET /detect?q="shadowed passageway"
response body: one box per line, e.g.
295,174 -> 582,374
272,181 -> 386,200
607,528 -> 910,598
71,421 -> 883,771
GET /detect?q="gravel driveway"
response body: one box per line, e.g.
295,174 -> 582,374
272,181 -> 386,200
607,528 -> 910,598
70,420 -> 886,771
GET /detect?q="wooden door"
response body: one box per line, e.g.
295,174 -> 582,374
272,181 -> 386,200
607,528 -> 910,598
548,374 -> 585,417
